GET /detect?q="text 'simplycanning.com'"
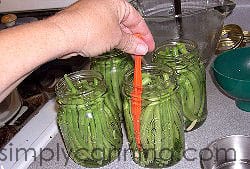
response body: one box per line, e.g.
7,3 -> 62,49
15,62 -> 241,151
0,143 -> 237,166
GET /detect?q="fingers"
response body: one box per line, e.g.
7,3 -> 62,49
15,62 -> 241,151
60,52 -> 79,59
116,32 -> 149,55
120,1 -> 155,53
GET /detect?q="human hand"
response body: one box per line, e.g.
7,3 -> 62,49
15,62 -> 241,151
47,0 -> 155,57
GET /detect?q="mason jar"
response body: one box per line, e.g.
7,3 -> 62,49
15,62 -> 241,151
55,70 -> 122,167
122,65 -> 185,168
90,49 -> 133,120
153,39 -> 207,131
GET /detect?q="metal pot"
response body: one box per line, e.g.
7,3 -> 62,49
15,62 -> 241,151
0,88 -> 22,128
200,135 -> 250,169
130,0 -> 236,67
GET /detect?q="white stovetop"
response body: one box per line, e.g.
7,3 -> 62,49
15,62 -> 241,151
0,100 -> 58,169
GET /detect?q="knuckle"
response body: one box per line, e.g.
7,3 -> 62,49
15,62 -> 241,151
118,35 -> 135,52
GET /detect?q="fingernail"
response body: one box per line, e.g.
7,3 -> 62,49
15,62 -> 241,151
136,44 -> 148,55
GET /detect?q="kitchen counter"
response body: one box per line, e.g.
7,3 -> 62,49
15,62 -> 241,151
28,4 -> 250,169
28,71 -> 250,169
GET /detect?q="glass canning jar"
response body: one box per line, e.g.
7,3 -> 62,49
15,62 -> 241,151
153,39 -> 207,131
122,65 -> 185,168
90,50 -> 133,120
55,70 -> 122,168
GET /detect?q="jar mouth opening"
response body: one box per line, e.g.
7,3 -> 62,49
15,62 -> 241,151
55,70 -> 106,99
153,39 -> 199,69
155,39 -> 198,55
123,64 -> 178,101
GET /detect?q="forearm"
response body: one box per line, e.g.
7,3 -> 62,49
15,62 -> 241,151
0,73 -> 30,102
0,18 -> 70,100
0,0 -> 155,102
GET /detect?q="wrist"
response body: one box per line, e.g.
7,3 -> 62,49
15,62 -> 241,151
46,11 -> 88,56
44,16 -> 74,56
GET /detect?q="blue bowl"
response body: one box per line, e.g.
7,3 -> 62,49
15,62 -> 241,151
211,47 -> 250,112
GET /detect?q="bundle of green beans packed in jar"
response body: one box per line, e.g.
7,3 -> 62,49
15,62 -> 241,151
90,49 -> 133,121
55,70 -> 122,167
153,39 -> 207,131
122,65 -> 185,168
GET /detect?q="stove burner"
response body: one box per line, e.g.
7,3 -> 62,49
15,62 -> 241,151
0,125 -> 18,148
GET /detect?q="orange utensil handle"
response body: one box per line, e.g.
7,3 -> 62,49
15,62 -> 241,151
131,33 -> 144,151
131,95 -> 142,150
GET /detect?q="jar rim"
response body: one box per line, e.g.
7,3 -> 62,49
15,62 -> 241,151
123,64 -> 178,101
92,49 -> 127,59
55,70 -> 106,99
153,39 -> 199,69
155,39 -> 198,54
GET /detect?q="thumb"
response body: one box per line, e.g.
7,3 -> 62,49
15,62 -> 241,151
116,32 -> 149,55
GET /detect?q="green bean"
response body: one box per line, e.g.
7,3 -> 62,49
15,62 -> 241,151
104,94 -> 119,120
153,104 -> 162,158
57,107 -> 74,153
142,73 -> 152,86
102,106 -> 120,146
159,100 -> 172,162
140,104 -> 155,150
93,118 -> 105,164
68,107 -> 92,160
177,43 -> 188,55
77,105 -> 88,142
185,73 -> 200,115
172,46 -> 179,56
64,74 -> 78,94
123,100 -> 136,150
110,66 -> 123,112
